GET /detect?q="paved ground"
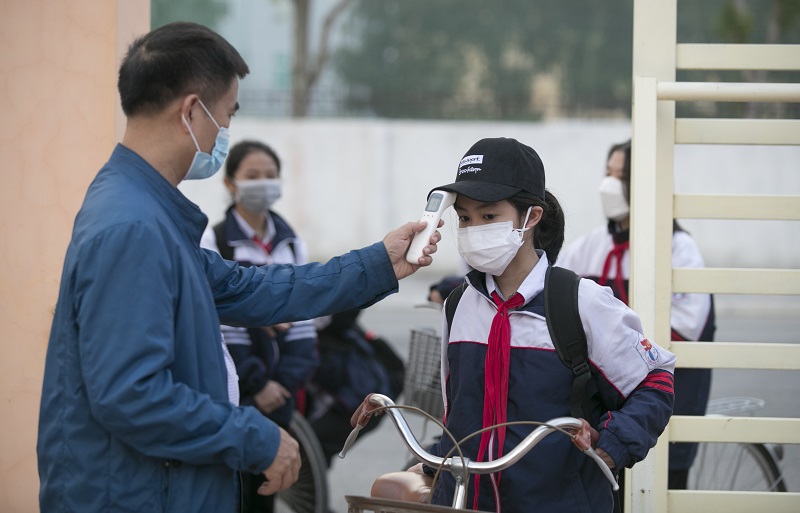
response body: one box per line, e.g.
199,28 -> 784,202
324,274 -> 800,512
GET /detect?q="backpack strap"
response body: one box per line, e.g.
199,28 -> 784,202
444,283 -> 467,335
213,221 -> 234,261
544,265 -> 595,421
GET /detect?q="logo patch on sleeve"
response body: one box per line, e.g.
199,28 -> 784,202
635,337 -> 661,369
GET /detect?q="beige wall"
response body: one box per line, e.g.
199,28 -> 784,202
0,1 -> 148,510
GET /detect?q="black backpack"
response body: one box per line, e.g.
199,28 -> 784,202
444,266 -> 601,423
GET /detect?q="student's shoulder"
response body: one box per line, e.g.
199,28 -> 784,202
671,230 -> 705,267
568,224 -> 609,247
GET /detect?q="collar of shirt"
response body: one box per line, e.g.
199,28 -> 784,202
484,249 -> 549,305
232,208 -> 276,245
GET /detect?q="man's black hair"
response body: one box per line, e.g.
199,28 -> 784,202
118,22 -> 249,116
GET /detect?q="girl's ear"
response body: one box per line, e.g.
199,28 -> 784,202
526,206 -> 544,229
224,175 -> 236,196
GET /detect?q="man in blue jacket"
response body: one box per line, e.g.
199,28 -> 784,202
36,22 -> 441,513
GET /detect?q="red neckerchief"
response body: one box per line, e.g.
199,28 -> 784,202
473,290 -> 525,510
251,235 -> 272,254
599,240 -> 630,305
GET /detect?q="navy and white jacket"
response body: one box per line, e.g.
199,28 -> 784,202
428,252 -> 676,513
558,223 -> 714,470
201,207 -> 318,427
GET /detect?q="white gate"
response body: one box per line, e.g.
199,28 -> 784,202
629,1 -> 800,512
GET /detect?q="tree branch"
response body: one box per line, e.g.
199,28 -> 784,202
307,0 -> 352,88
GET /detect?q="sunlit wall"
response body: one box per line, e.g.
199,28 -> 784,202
0,1 -> 149,510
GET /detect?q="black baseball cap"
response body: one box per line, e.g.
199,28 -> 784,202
430,137 -> 545,202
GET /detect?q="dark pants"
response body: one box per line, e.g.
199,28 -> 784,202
240,472 -> 275,513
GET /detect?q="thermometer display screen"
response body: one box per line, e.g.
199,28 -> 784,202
425,194 -> 444,212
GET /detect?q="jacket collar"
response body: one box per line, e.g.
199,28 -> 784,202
222,206 -> 297,247
112,144 -> 208,243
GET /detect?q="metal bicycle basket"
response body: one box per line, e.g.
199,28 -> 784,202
403,328 -> 444,420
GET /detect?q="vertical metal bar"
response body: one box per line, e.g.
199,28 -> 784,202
632,1 -> 677,512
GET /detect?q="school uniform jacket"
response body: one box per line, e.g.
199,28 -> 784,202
558,224 -> 714,470
428,252 -> 676,513
201,207 -> 318,427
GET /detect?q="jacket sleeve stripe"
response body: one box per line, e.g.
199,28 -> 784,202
635,371 -> 675,394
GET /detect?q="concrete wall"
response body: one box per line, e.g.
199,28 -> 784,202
0,1 -> 149,510
180,118 -> 800,276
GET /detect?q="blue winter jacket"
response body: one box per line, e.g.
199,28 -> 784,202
37,144 -> 398,512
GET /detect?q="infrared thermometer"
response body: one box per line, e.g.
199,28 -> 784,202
405,190 -> 456,264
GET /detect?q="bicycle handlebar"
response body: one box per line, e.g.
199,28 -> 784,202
339,394 -> 618,491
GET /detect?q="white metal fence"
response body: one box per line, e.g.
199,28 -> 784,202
630,1 -> 800,512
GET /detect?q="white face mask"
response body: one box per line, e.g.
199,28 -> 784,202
457,207 -> 531,276
599,176 -> 630,222
235,178 -> 282,213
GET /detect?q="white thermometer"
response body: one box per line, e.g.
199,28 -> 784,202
405,190 -> 456,264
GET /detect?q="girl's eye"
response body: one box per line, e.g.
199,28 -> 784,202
458,215 -> 470,223
483,214 -> 496,221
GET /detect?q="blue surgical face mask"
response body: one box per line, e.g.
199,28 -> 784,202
182,99 -> 229,180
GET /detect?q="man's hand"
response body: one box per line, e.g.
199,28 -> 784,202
258,427 -> 301,496
383,220 -> 443,280
254,381 -> 292,414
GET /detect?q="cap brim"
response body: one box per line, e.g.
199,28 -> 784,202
431,181 -> 521,202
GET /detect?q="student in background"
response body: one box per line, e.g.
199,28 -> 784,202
201,140 -> 319,513
558,139 -> 714,497
427,275 -> 465,305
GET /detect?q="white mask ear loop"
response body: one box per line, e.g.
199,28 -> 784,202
197,99 -> 221,130
511,206 -> 533,244
182,114 -> 201,152
520,206 -> 532,230
182,99 -> 221,151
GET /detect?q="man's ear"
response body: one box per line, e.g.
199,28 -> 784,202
179,94 -> 200,126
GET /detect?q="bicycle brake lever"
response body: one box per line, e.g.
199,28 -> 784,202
338,424 -> 363,459
584,447 -> 619,491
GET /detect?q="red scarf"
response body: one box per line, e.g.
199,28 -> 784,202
252,235 -> 272,254
473,290 -> 525,509
599,241 -> 629,305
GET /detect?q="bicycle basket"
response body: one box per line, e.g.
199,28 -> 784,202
403,328 -> 444,420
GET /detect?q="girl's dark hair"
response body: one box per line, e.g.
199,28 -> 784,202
509,190 -> 565,264
224,140 -> 282,179
607,140 -> 632,204
118,22 -> 249,117
607,139 -> 684,233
